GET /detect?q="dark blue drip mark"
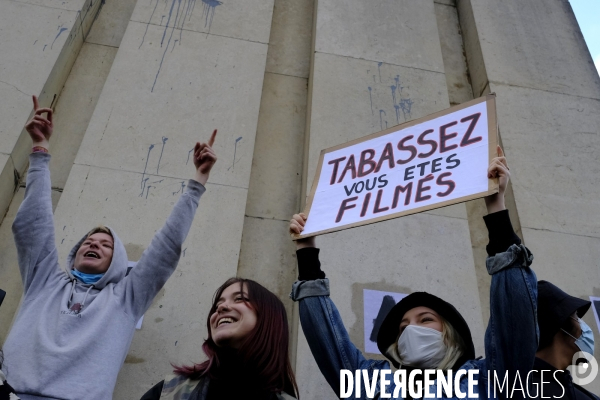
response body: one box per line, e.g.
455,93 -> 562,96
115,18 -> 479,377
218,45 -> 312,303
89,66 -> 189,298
368,87 -> 373,115
182,248 -> 187,257
399,98 -> 414,121
33,40 -> 38,45
63,226 -> 66,230
186,148 -> 194,165
152,0 -> 183,92
228,136 -> 242,171
171,39 -> 179,52
175,341 -> 178,346
202,0 -> 222,29
173,180 -> 186,195
160,15 -> 165,25
394,105 -> 400,124
51,27 -> 68,49
377,62 -> 382,83
141,144 -> 155,189
43,45 -> 47,51
61,238 -> 65,244
145,185 -> 154,199
151,179 -> 164,184
140,178 -> 150,197
156,137 -> 168,173
140,0 -> 159,49
379,110 -> 386,131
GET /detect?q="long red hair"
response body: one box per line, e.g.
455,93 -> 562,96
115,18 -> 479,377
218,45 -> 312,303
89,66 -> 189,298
173,278 -> 298,397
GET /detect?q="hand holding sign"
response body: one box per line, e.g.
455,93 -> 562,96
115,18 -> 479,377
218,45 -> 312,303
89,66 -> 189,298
289,213 -> 316,249
25,95 -> 53,150
484,146 -> 510,214
193,129 -> 218,185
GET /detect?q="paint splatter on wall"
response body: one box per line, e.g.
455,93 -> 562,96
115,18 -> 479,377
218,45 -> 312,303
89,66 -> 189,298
139,0 -> 223,92
366,63 -> 416,131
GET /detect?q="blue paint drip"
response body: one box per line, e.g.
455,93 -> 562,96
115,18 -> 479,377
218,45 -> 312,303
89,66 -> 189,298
379,110 -> 386,131
152,0 -> 183,92
390,85 -> 397,105
171,39 -> 179,52
139,178 -> 149,196
173,180 -> 186,195
140,0 -> 159,48
186,148 -> 194,165
377,62 -> 382,83
182,248 -> 186,257
230,136 -> 242,171
399,98 -> 414,121
156,137 -> 168,173
43,45 -> 47,51
368,87 -> 373,115
394,105 -> 400,124
141,144 -> 155,188
51,27 -> 68,49
202,0 -> 222,29
145,185 -> 154,199
33,40 -> 38,45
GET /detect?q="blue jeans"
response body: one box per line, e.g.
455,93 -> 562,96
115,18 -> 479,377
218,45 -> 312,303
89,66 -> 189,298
291,244 -> 538,399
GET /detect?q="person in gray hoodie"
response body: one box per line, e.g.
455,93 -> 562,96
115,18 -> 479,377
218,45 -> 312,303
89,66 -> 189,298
2,95 -> 218,400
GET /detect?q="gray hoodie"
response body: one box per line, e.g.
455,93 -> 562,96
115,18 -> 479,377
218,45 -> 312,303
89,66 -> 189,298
3,153 -> 205,400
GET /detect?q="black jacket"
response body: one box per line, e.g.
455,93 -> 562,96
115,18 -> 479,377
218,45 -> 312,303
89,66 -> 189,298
530,357 -> 599,400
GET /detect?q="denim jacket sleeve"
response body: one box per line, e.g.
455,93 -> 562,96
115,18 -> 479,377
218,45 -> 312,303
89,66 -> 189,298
482,243 -> 538,400
291,279 -> 392,399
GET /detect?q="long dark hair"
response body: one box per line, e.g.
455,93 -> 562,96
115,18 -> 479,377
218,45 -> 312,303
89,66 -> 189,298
173,278 -> 298,397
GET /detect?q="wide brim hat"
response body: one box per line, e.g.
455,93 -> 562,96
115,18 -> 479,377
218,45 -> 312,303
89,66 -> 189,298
376,292 -> 476,368
538,280 -> 591,349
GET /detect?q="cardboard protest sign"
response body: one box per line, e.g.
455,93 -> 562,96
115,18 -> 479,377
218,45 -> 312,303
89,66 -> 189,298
295,94 -> 499,239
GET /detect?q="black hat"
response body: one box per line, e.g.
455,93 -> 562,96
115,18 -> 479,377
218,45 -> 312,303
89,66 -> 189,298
537,280 -> 591,349
376,292 -> 476,368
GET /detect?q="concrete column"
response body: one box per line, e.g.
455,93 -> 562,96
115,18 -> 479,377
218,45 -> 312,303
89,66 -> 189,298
296,1 -> 486,398
49,0 -> 275,397
0,0 -> 105,340
458,0 -> 600,393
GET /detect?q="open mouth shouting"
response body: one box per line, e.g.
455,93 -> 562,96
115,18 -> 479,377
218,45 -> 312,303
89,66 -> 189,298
84,251 -> 100,259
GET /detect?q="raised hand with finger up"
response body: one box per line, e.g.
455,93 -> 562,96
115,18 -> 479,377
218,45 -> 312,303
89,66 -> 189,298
193,129 -> 218,185
25,95 -> 53,152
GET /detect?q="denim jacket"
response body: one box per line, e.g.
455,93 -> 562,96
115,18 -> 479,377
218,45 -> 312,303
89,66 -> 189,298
290,244 -> 538,399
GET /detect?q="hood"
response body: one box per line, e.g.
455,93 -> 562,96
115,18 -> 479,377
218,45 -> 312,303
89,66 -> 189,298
376,292 -> 476,369
537,280 -> 591,349
65,226 -> 128,289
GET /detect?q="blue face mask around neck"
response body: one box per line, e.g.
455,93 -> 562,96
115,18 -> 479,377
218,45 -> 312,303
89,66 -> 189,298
563,317 -> 595,356
71,269 -> 104,285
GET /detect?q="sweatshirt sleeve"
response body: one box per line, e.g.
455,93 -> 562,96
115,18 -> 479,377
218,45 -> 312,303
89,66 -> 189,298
11,152 -> 60,294
483,209 -> 521,256
121,179 -> 205,318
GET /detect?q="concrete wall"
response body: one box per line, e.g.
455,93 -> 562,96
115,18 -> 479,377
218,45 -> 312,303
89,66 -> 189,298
0,0 -> 598,398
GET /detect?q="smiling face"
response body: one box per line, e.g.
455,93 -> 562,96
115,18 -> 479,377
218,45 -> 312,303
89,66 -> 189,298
209,283 -> 258,349
399,306 -> 443,336
73,232 -> 114,274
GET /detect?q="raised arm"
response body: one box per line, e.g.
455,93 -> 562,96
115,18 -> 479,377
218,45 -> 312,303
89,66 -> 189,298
12,96 -> 60,293
482,146 -> 537,399
290,216 -> 390,399
121,130 -> 218,318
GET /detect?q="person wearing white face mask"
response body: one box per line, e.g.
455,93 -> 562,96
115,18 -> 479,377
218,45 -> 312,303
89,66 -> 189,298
531,281 -> 599,400
289,148 -> 539,399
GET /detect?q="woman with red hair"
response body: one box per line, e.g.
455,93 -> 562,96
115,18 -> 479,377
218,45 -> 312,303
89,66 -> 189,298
140,278 -> 298,399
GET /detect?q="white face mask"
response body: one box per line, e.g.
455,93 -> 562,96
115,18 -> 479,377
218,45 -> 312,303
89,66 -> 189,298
397,325 -> 447,369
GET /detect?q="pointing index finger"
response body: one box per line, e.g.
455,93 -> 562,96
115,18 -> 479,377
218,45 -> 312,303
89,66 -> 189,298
208,129 -> 217,147
32,95 -> 39,111
497,145 -> 504,158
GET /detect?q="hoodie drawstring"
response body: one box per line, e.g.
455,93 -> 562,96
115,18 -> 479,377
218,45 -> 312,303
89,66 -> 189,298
67,279 -> 95,313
